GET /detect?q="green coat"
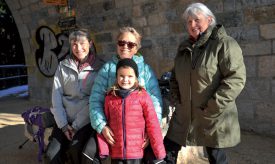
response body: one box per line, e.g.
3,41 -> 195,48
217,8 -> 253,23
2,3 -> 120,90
166,25 -> 246,148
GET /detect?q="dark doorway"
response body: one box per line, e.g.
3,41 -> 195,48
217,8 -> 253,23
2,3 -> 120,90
0,0 -> 27,89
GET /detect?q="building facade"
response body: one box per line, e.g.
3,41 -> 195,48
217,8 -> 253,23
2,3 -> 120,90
4,0 -> 275,136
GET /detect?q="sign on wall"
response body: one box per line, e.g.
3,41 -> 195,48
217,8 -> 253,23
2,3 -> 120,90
43,0 -> 67,5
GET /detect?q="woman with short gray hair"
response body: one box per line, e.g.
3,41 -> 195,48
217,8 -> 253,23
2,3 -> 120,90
164,3 -> 246,164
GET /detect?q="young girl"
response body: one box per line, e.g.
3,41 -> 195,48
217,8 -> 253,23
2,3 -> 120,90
97,58 -> 166,164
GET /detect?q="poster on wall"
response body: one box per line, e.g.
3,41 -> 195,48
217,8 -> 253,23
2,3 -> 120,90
43,0 -> 67,5
58,16 -> 76,34
57,0 -> 76,34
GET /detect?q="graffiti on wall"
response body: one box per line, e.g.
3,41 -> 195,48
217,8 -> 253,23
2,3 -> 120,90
35,26 -> 69,77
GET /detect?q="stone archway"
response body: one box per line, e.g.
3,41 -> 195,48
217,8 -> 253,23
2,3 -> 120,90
0,0 -> 27,89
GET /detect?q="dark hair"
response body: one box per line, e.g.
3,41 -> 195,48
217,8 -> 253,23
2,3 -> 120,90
116,58 -> 139,78
69,28 -> 91,43
68,28 -> 98,55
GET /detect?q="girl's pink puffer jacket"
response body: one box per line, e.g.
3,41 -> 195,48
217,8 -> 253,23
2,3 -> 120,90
97,88 -> 166,160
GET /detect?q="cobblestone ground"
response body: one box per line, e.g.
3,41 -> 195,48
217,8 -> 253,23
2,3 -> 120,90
0,96 -> 275,164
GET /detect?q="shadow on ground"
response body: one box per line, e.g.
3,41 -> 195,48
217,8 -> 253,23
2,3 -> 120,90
1,96 -> 275,164
0,96 -> 39,164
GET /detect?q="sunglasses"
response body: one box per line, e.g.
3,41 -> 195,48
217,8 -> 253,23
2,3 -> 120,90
117,40 -> 137,49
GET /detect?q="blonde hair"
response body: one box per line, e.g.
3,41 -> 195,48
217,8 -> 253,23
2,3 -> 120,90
117,26 -> 142,49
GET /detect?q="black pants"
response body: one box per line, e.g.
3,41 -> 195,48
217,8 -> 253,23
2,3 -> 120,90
82,131 -> 101,164
163,137 -> 228,164
46,124 -> 93,164
163,137 -> 182,164
143,144 -> 166,164
112,159 -> 142,164
205,147 -> 228,164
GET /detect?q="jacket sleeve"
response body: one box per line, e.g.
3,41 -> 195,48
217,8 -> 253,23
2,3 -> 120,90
142,90 -> 166,160
96,94 -> 111,158
97,133 -> 109,158
89,64 -> 109,133
51,66 -> 68,129
206,37 -> 246,114
169,67 -> 181,106
144,64 -> 163,124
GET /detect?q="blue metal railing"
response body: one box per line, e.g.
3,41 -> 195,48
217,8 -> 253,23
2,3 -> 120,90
0,65 -> 28,90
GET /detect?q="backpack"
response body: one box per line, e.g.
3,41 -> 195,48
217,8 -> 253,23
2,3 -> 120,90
20,106 -> 55,162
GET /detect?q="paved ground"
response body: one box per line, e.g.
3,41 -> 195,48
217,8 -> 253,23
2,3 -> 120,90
0,96 -> 275,164
0,96 -> 38,164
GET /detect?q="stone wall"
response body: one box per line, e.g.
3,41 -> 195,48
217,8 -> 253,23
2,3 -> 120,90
5,0 -> 275,136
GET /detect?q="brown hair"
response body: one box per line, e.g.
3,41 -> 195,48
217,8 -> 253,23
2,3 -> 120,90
69,28 -> 91,43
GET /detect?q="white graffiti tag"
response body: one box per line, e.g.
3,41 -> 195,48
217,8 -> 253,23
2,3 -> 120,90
35,26 -> 69,77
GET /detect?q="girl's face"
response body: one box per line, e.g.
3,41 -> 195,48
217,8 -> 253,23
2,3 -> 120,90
117,32 -> 138,59
71,37 -> 90,61
117,66 -> 137,90
187,12 -> 211,40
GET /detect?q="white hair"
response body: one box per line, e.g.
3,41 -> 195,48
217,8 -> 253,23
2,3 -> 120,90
183,3 -> 217,28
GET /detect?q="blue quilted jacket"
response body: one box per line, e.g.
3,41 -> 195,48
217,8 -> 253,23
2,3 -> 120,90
89,54 -> 163,133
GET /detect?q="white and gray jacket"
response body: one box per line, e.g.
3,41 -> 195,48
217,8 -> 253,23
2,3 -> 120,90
51,54 -> 104,131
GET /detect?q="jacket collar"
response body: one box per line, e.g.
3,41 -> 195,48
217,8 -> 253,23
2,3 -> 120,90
178,24 -> 226,56
61,52 -> 102,71
112,53 -> 144,65
193,25 -> 214,48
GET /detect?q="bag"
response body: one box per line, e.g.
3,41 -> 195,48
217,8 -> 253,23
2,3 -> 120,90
20,106 -> 55,162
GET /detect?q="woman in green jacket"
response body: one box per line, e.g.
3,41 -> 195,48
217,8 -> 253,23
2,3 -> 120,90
164,3 -> 246,164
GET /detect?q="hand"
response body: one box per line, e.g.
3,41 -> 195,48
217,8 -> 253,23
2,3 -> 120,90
142,133 -> 150,148
64,125 -> 75,141
102,126 -> 115,146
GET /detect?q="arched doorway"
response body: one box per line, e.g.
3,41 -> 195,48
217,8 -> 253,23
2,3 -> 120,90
0,0 -> 27,89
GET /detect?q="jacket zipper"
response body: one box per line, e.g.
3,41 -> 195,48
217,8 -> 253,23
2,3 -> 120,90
122,98 -> 126,159
192,49 -> 201,69
190,47 -> 195,114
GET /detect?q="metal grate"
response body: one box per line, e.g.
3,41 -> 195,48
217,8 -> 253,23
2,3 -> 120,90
0,65 -> 28,90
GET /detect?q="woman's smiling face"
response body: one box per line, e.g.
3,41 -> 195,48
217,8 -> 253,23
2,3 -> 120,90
187,12 -> 211,40
71,37 -> 90,61
117,32 -> 138,59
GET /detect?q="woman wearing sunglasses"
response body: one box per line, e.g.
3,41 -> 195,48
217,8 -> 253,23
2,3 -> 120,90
89,26 -> 163,163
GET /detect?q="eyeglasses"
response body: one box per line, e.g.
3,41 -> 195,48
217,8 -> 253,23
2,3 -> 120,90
117,40 -> 137,49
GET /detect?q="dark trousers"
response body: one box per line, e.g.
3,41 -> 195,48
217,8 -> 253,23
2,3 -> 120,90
112,159 -> 142,164
82,131 -> 101,164
163,137 -> 228,164
205,147 -> 228,164
46,124 -> 93,164
143,144 -> 166,164
163,137 -> 182,164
